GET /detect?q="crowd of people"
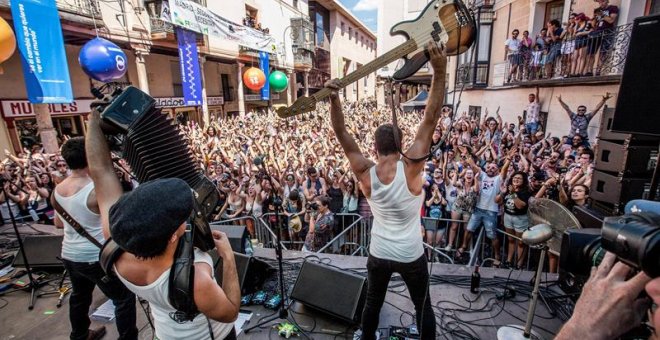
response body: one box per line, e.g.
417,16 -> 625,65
0,86 -> 613,269
505,0 -> 619,82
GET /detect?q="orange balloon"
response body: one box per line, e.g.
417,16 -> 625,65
0,16 -> 16,64
243,67 -> 266,91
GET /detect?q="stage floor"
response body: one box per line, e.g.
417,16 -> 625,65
0,247 -> 568,339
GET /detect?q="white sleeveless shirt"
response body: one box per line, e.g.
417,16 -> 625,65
366,161 -> 424,263
56,181 -> 105,263
116,249 -> 234,340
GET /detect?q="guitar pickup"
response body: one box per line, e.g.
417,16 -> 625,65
431,22 -> 443,42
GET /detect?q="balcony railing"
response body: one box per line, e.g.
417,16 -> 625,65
294,49 -> 313,69
56,0 -> 102,18
150,17 -> 174,35
502,23 -> 632,85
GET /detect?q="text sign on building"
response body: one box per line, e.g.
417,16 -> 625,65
1,100 -> 94,118
10,0 -> 73,103
154,97 -> 223,107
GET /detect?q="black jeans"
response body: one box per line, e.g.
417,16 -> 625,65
62,259 -> 138,340
361,254 -> 435,340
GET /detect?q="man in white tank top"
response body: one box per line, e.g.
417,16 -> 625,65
54,137 -> 137,340
85,109 -> 241,340
328,43 -> 447,340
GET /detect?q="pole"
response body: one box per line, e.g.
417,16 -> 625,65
34,104 -> 58,153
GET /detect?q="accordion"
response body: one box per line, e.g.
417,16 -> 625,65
95,86 -> 215,251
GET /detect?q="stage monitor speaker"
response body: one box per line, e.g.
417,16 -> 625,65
209,224 -> 252,254
594,140 -> 658,176
12,235 -> 64,269
611,14 -> 660,136
212,252 -> 273,296
290,261 -> 367,324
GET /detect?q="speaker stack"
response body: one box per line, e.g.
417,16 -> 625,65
590,107 -> 658,215
589,14 -> 660,215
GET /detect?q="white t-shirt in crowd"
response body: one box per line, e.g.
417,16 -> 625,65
526,101 -> 541,124
476,172 -> 502,213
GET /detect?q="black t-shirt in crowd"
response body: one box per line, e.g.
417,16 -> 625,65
504,190 -> 532,215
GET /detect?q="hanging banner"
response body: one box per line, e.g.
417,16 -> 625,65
259,51 -> 270,101
164,0 -> 276,53
10,0 -> 72,103
176,27 -> 203,106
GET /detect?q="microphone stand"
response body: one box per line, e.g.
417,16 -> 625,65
244,158 -> 308,338
2,180 -> 42,309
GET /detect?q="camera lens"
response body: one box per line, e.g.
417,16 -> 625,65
602,214 -> 660,278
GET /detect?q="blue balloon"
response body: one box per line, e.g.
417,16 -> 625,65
78,37 -> 128,82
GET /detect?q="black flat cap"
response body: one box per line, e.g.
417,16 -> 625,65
109,178 -> 194,258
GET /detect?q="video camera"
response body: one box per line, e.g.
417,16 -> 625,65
559,200 -> 660,295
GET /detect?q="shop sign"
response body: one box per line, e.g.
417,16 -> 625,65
245,94 -> 280,102
1,99 -> 94,118
155,97 -> 224,107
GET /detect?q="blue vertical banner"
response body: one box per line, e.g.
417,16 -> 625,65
176,27 -> 203,106
10,0 -> 72,103
259,51 -> 270,101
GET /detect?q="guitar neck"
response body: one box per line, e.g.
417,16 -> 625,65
311,39 -> 419,102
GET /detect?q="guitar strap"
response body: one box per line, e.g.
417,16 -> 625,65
51,194 -> 103,249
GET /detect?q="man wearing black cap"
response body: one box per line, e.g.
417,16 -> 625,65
54,137 -> 137,340
85,110 -> 240,339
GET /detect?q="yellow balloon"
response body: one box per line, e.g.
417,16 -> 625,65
0,16 -> 17,64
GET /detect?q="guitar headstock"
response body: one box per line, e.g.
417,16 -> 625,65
276,96 -> 318,118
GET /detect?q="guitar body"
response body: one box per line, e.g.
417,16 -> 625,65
391,0 -> 476,80
276,0 -> 475,118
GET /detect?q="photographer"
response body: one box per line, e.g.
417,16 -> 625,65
555,252 -> 651,340
85,108 -> 240,339
303,196 -> 333,252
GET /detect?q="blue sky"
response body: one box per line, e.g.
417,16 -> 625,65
338,0 -> 378,32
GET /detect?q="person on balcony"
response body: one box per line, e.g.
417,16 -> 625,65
572,13 -> 593,77
544,20 -> 564,79
519,30 -> 533,81
585,0 -> 619,76
505,29 -> 521,83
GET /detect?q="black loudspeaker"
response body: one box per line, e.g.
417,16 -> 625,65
611,14 -> 660,136
290,261 -> 367,324
590,170 -> 657,214
598,107 -> 657,142
209,224 -> 252,254
211,252 -> 273,295
594,140 -> 658,176
13,235 -> 64,268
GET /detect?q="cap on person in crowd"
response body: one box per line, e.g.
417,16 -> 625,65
109,178 -> 194,258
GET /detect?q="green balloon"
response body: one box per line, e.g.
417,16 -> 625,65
269,70 -> 289,93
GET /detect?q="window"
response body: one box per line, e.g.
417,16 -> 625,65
348,27 -> 352,40
341,22 -> 345,35
544,0 -> 564,25
170,61 -> 183,97
650,0 -> 660,15
293,0 -> 298,9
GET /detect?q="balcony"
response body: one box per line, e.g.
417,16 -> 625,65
499,23 -> 632,87
294,49 -> 313,70
150,17 -> 174,39
56,0 -> 101,18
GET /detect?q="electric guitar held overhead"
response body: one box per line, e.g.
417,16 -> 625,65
277,0 -> 476,118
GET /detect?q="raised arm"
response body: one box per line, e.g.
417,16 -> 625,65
590,92 -> 612,119
557,95 -> 572,118
327,81 -> 374,182
86,107 -> 124,239
404,42 -> 448,170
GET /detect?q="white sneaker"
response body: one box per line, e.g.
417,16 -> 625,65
444,245 -> 452,252
353,329 -> 381,340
